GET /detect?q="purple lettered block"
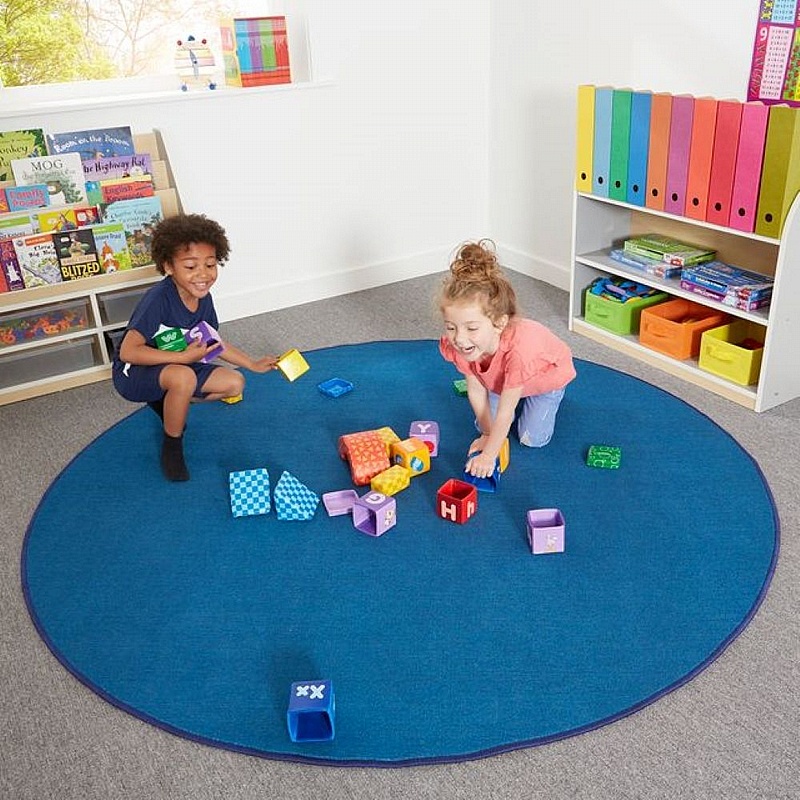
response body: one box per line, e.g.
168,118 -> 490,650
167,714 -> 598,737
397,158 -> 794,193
409,420 -> 439,456
352,491 -> 397,537
185,321 -> 225,363
527,508 -> 565,554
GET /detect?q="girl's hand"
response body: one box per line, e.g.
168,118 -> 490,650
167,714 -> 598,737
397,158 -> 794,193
465,450 -> 497,479
250,355 -> 279,373
469,435 -> 489,455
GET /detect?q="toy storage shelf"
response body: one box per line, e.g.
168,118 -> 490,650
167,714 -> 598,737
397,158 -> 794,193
0,130 -> 179,407
569,191 -> 800,412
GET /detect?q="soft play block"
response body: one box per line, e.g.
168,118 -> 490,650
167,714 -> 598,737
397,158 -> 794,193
464,453 -> 501,492
338,430 -> 391,486
287,680 -> 335,742
437,479 -> 477,524
409,420 -> 439,456
322,489 -> 358,516
586,445 -> 621,469
370,464 -> 411,496
273,471 -> 319,520
352,491 -> 397,536
185,320 -> 225,363
390,437 -> 430,476
498,438 -> 510,473
452,379 -> 468,396
527,508 -> 565,554
229,468 -> 271,517
277,348 -> 310,382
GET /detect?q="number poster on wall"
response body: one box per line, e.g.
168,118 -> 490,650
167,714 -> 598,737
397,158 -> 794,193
748,0 -> 800,105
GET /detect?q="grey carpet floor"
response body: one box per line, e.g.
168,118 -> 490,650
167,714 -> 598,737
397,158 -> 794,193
2,272 -> 798,800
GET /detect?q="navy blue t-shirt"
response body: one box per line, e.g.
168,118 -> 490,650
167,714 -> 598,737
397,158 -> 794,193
113,277 -> 219,366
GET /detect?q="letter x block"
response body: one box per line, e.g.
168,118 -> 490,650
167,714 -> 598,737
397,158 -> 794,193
437,479 -> 477,524
390,437 -> 430,476
287,680 -> 335,742
352,491 -> 397,536
409,420 -> 440,456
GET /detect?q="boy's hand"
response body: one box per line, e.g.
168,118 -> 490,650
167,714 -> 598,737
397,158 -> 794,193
250,355 -> 279,373
180,340 -> 208,364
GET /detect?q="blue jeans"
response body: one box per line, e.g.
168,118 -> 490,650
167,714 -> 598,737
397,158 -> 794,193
481,388 -> 566,448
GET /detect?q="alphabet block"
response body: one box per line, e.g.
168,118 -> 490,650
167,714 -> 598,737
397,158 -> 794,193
390,437 -> 430,476
277,348 -> 310,382
185,320 -> 225,363
370,464 -> 411,496
409,420 -> 440,456
464,452 -> 501,493
527,508 -> 565,554
586,444 -> 621,469
352,491 -> 397,536
287,680 -> 335,742
436,479 -> 477,524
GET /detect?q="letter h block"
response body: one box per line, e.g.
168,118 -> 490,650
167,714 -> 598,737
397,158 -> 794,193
390,437 -> 430,476
437,479 -> 477,524
409,420 -> 440,456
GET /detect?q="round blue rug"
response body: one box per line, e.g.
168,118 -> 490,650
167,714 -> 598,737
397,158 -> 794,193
22,340 -> 779,766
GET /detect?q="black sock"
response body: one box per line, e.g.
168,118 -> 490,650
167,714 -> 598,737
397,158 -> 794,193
147,398 -> 164,421
161,433 -> 189,482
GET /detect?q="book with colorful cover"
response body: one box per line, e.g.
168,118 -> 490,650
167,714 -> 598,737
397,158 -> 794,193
0,128 -> 47,182
0,212 -> 35,239
100,176 -> 155,204
5,183 -> 51,212
81,152 -> 153,181
10,153 -> 88,205
46,126 -> 135,161
74,206 -> 100,227
608,248 -> 683,279
91,222 -> 132,273
37,208 -> 78,233
623,234 -> 716,266
0,191 -> 9,214
13,233 -> 63,288
0,237 -> 26,291
53,228 -> 102,280
100,195 -> 163,268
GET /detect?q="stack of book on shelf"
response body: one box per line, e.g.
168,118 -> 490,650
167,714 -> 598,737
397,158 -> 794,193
679,262 -> 774,312
609,233 -> 716,279
219,16 -> 291,88
0,125 -> 172,292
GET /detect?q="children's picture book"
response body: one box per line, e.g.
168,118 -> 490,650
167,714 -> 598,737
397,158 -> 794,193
74,206 -> 100,227
46,126 -> 135,161
10,153 -> 88,205
0,237 -> 26,291
91,222 -> 132,272
100,175 -> 155,204
53,228 -> 102,280
37,208 -> 79,233
5,183 -> 51,212
0,212 -> 35,239
0,190 -> 9,214
100,195 -> 163,268
13,233 -> 63,288
0,128 -> 47,182
81,152 -> 153,181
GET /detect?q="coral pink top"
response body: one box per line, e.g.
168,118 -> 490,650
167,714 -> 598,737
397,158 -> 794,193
439,318 -> 576,396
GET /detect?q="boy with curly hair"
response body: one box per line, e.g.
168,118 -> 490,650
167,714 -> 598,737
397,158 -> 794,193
113,213 -> 277,481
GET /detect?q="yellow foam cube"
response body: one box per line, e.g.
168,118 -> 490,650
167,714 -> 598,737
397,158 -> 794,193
277,348 -> 310,382
498,438 -> 510,472
220,393 -> 243,404
390,437 -> 430,476
373,426 -> 401,454
370,464 -> 411,496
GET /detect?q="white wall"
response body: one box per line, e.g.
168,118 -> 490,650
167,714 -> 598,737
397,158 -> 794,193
1,1 -> 491,323
1,1 -> 766,318
491,1 -> 760,290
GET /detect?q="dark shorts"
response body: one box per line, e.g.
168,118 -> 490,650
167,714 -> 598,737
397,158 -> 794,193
112,360 -> 219,403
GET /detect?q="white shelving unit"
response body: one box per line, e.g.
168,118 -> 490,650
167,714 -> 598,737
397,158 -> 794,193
0,130 -> 179,406
569,191 -> 800,412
